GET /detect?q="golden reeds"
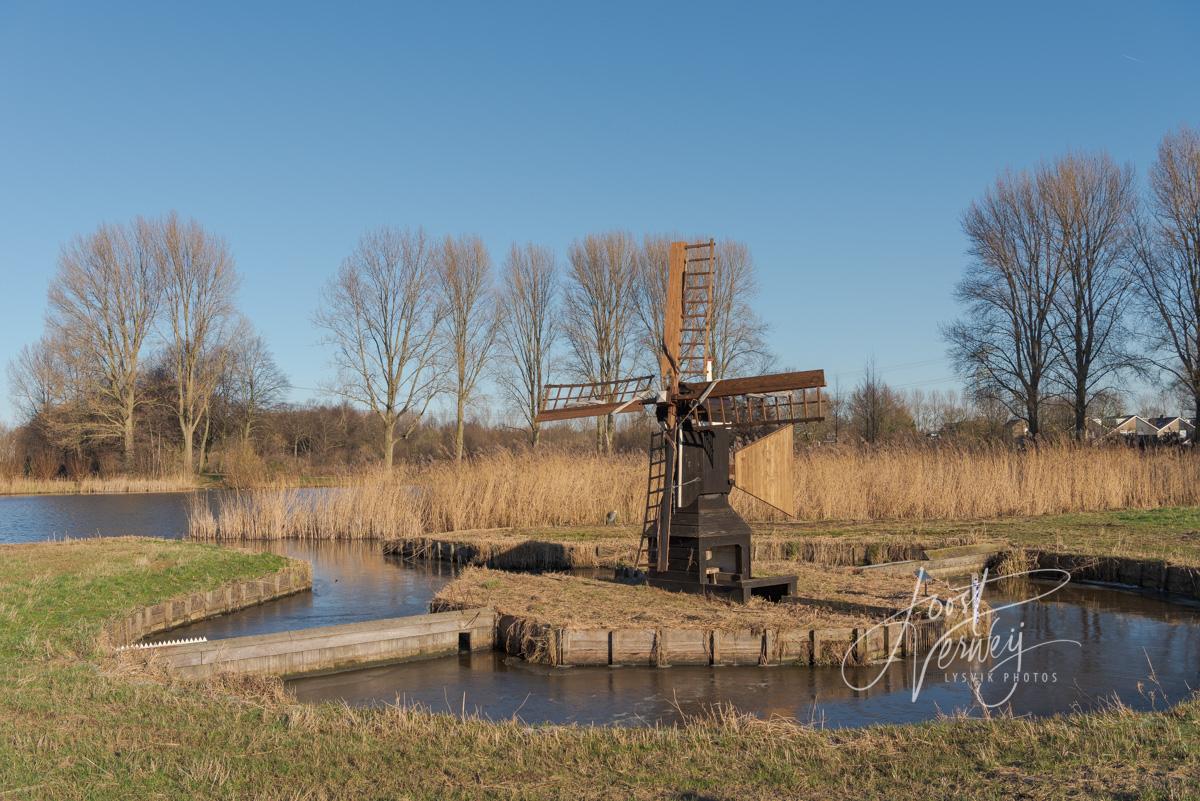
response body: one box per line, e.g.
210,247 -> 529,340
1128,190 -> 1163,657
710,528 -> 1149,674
0,474 -> 198,496
790,445 -> 1200,520
189,444 -> 1200,540
188,451 -> 643,540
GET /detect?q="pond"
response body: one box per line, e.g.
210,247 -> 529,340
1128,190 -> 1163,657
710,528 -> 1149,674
4,491 -> 1199,728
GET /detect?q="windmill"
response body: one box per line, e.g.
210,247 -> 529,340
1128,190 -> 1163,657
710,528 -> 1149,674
535,240 -> 826,602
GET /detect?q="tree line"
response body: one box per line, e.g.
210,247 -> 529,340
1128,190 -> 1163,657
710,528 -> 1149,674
5,225 -> 770,477
946,126 -> 1200,440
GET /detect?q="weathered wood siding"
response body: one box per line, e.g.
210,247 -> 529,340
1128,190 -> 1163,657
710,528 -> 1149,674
733,425 -> 794,515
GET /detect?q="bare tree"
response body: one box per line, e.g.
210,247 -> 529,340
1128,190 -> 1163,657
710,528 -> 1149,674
7,336 -> 68,423
563,231 -> 639,453
633,235 -> 675,376
46,219 -> 160,464
1041,153 -> 1136,439
1131,127 -> 1200,421
634,236 -> 771,379
437,234 -> 497,461
496,243 -> 557,446
906,387 -> 971,436
945,169 -> 1065,440
847,361 -> 914,443
315,226 -> 443,468
710,240 -> 772,377
154,212 -> 239,473
224,319 -> 289,443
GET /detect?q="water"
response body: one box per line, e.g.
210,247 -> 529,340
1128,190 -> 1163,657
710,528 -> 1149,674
0,490 -> 202,542
161,542 -> 454,639
287,578 -> 1200,727
5,492 -> 1200,727
0,491 -> 453,636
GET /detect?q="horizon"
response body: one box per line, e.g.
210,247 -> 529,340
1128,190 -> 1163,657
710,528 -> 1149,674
2,2 -> 1198,425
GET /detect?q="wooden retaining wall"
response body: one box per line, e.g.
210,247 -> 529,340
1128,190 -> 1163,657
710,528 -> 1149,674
103,561 -> 313,647
485,612 -> 961,668
383,536 -> 620,570
1030,551 -> 1200,598
384,534 -> 977,572
136,608 -> 497,679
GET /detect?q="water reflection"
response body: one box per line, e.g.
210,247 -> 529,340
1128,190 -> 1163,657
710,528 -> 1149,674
288,579 -> 1200,728
5,492 -> 1200,727
163,543 -> 455,639
0,490 -> 201,542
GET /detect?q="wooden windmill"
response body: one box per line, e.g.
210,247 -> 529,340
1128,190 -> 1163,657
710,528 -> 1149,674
536,240 -> 826,602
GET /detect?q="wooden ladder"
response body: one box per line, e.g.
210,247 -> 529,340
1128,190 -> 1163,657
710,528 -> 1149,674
637,429 -> 671,570
678,241 -> 714,383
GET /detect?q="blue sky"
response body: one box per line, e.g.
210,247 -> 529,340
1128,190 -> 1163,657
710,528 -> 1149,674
1,1 -> 1197,424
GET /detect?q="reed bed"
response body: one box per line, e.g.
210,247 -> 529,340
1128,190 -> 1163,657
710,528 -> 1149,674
383,529 -> 637,570
188,451 -> 643,540
792,444 -> 1200,520
0,474 -> 198,496
189,444 -> 1200,540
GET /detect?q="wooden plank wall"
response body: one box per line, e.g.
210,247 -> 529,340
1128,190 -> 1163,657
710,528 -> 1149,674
732,424 -> 795,516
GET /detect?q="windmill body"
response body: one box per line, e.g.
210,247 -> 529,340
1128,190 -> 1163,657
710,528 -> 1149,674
536,240 -> 826,602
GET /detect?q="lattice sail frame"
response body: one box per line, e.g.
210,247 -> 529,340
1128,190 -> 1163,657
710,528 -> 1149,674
536,375 -> 656,422
678,240 -> 715,384
700,386 -> 826,428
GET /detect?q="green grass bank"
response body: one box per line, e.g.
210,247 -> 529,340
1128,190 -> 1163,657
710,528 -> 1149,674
0,536 -> 1198,799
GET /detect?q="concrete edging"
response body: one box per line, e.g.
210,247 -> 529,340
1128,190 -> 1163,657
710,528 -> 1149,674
103,560 -> 313,648
140,608 -> 497,679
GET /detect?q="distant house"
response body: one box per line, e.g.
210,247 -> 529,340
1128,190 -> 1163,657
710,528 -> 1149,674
1085,417 -> 1109,440
1148,416 -> 1182,433
1004,414 -> 1194,445
1148,416 -> 1195,442
1103,415 -> 1159,439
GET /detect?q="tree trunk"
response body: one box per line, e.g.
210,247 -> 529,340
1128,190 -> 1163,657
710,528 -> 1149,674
122,402 -> 135,468
531,420 -> 540,448
198,411 -> 211,473
601,414 -> 614,455
383,417 -> 396,469
180,423 -> 195,474
455,395 -> 465,461
1073,382 -> 1087,442
1193,389 -> 1200,439
1026,400 -> 1040,442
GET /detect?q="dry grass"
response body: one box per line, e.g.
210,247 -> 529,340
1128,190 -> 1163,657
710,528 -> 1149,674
431,565 -> 928,631
0,474 -> 198,496
4,538 -> 1200,799
190,444 -> 1200,540
190,451 -> 644,540
791,444 -> 1200,520
382,527 -> 638,569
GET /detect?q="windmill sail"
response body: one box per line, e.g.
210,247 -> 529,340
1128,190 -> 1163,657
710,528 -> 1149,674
534,375 -> 657,422
702,386 -> 825,427
660,240 -> 715,393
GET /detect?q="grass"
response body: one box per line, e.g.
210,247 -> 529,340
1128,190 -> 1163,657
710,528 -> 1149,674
756,506 -> 1200,567
0,474 -> 201,497
383,506 -> 1200,574
2,538 -> 1200,799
